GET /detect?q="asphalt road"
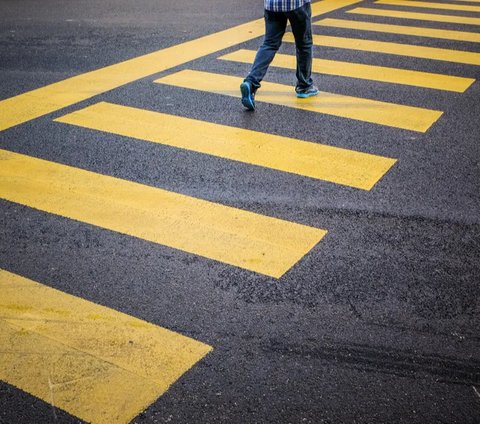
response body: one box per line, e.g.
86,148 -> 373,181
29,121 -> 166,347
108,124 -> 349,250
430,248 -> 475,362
1,0 -> 480,423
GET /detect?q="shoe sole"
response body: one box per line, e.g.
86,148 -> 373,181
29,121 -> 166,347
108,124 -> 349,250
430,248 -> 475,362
240,83 -> 255,111
296,91 -> 319,99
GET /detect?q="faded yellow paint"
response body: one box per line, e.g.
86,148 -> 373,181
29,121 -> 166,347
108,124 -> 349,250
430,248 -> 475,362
348,7 -> 480,26
284,33 -> 480,66
316,18 -> 480,43
56,102 -> 396,190
376,0 -> 480,12
0,269 -> 212,424
0,0 -> 361,132
219,49 -> 474,93
0,150 -> 327,278
155,69 -> 442,132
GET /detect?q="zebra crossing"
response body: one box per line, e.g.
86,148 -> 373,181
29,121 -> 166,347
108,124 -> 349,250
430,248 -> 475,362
47,0 -> 479,276
1,0 -> 480,422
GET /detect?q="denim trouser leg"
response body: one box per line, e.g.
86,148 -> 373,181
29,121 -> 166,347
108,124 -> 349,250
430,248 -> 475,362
245,11 -> 287,90
287,3 -> 313,90
245,3 -> 313,91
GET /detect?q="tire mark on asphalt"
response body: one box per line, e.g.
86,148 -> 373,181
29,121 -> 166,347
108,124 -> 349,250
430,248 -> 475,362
264,338 -> 480,385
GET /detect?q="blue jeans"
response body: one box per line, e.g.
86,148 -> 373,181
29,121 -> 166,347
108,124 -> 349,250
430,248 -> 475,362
245,3 -> 313,91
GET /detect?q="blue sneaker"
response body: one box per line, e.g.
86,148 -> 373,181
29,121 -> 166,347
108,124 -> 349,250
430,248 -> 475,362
296,85 -> 319,98
240,81 -> 256,111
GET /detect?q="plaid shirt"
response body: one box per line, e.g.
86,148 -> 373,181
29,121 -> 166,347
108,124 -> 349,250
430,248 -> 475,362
264,0 -> 310,12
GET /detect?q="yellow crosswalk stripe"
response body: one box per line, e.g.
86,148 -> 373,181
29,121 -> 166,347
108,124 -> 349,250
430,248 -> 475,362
315,18 -> 480,43
0,269 -> 212,424
347,7 -> 480,26
0,22 -> 264,133
154,70 -> 442,132
55,102 -> 396,191
376,0 -> 480,12
219,49 -> 473,92
440,0 -> 480,3
0,0 -> 362,132
0,149 -> 327,278
283,33 -> 480,66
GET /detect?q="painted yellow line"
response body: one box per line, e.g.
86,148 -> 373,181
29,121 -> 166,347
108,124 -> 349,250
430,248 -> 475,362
0,150 -> 326,278
56,102 -> 396,191
0,21 -> 262,132
437,0 -> 480,3
0,0 -> 361,132
0,269 -> 212,424
284,33 -> 480,66
315,18 -> 480,43
155,69 -> 442,132
347,7 -> 480,26
376,0 -> 480,12
219,49 -> 473,92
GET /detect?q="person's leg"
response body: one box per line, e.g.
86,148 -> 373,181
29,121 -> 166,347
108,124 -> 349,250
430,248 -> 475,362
287,3 -> 314,92
241,11 -> 287,110
244,10 -> 288,90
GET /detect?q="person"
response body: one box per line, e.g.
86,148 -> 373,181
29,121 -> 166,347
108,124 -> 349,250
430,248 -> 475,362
240,0 -> 319,111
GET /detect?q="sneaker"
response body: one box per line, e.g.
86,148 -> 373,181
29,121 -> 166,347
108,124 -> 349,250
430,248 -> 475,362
296,85 -> 319,98
240,81 -> 256,111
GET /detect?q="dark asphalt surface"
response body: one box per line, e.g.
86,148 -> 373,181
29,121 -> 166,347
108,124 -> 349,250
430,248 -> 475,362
1,0 -> 480,423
